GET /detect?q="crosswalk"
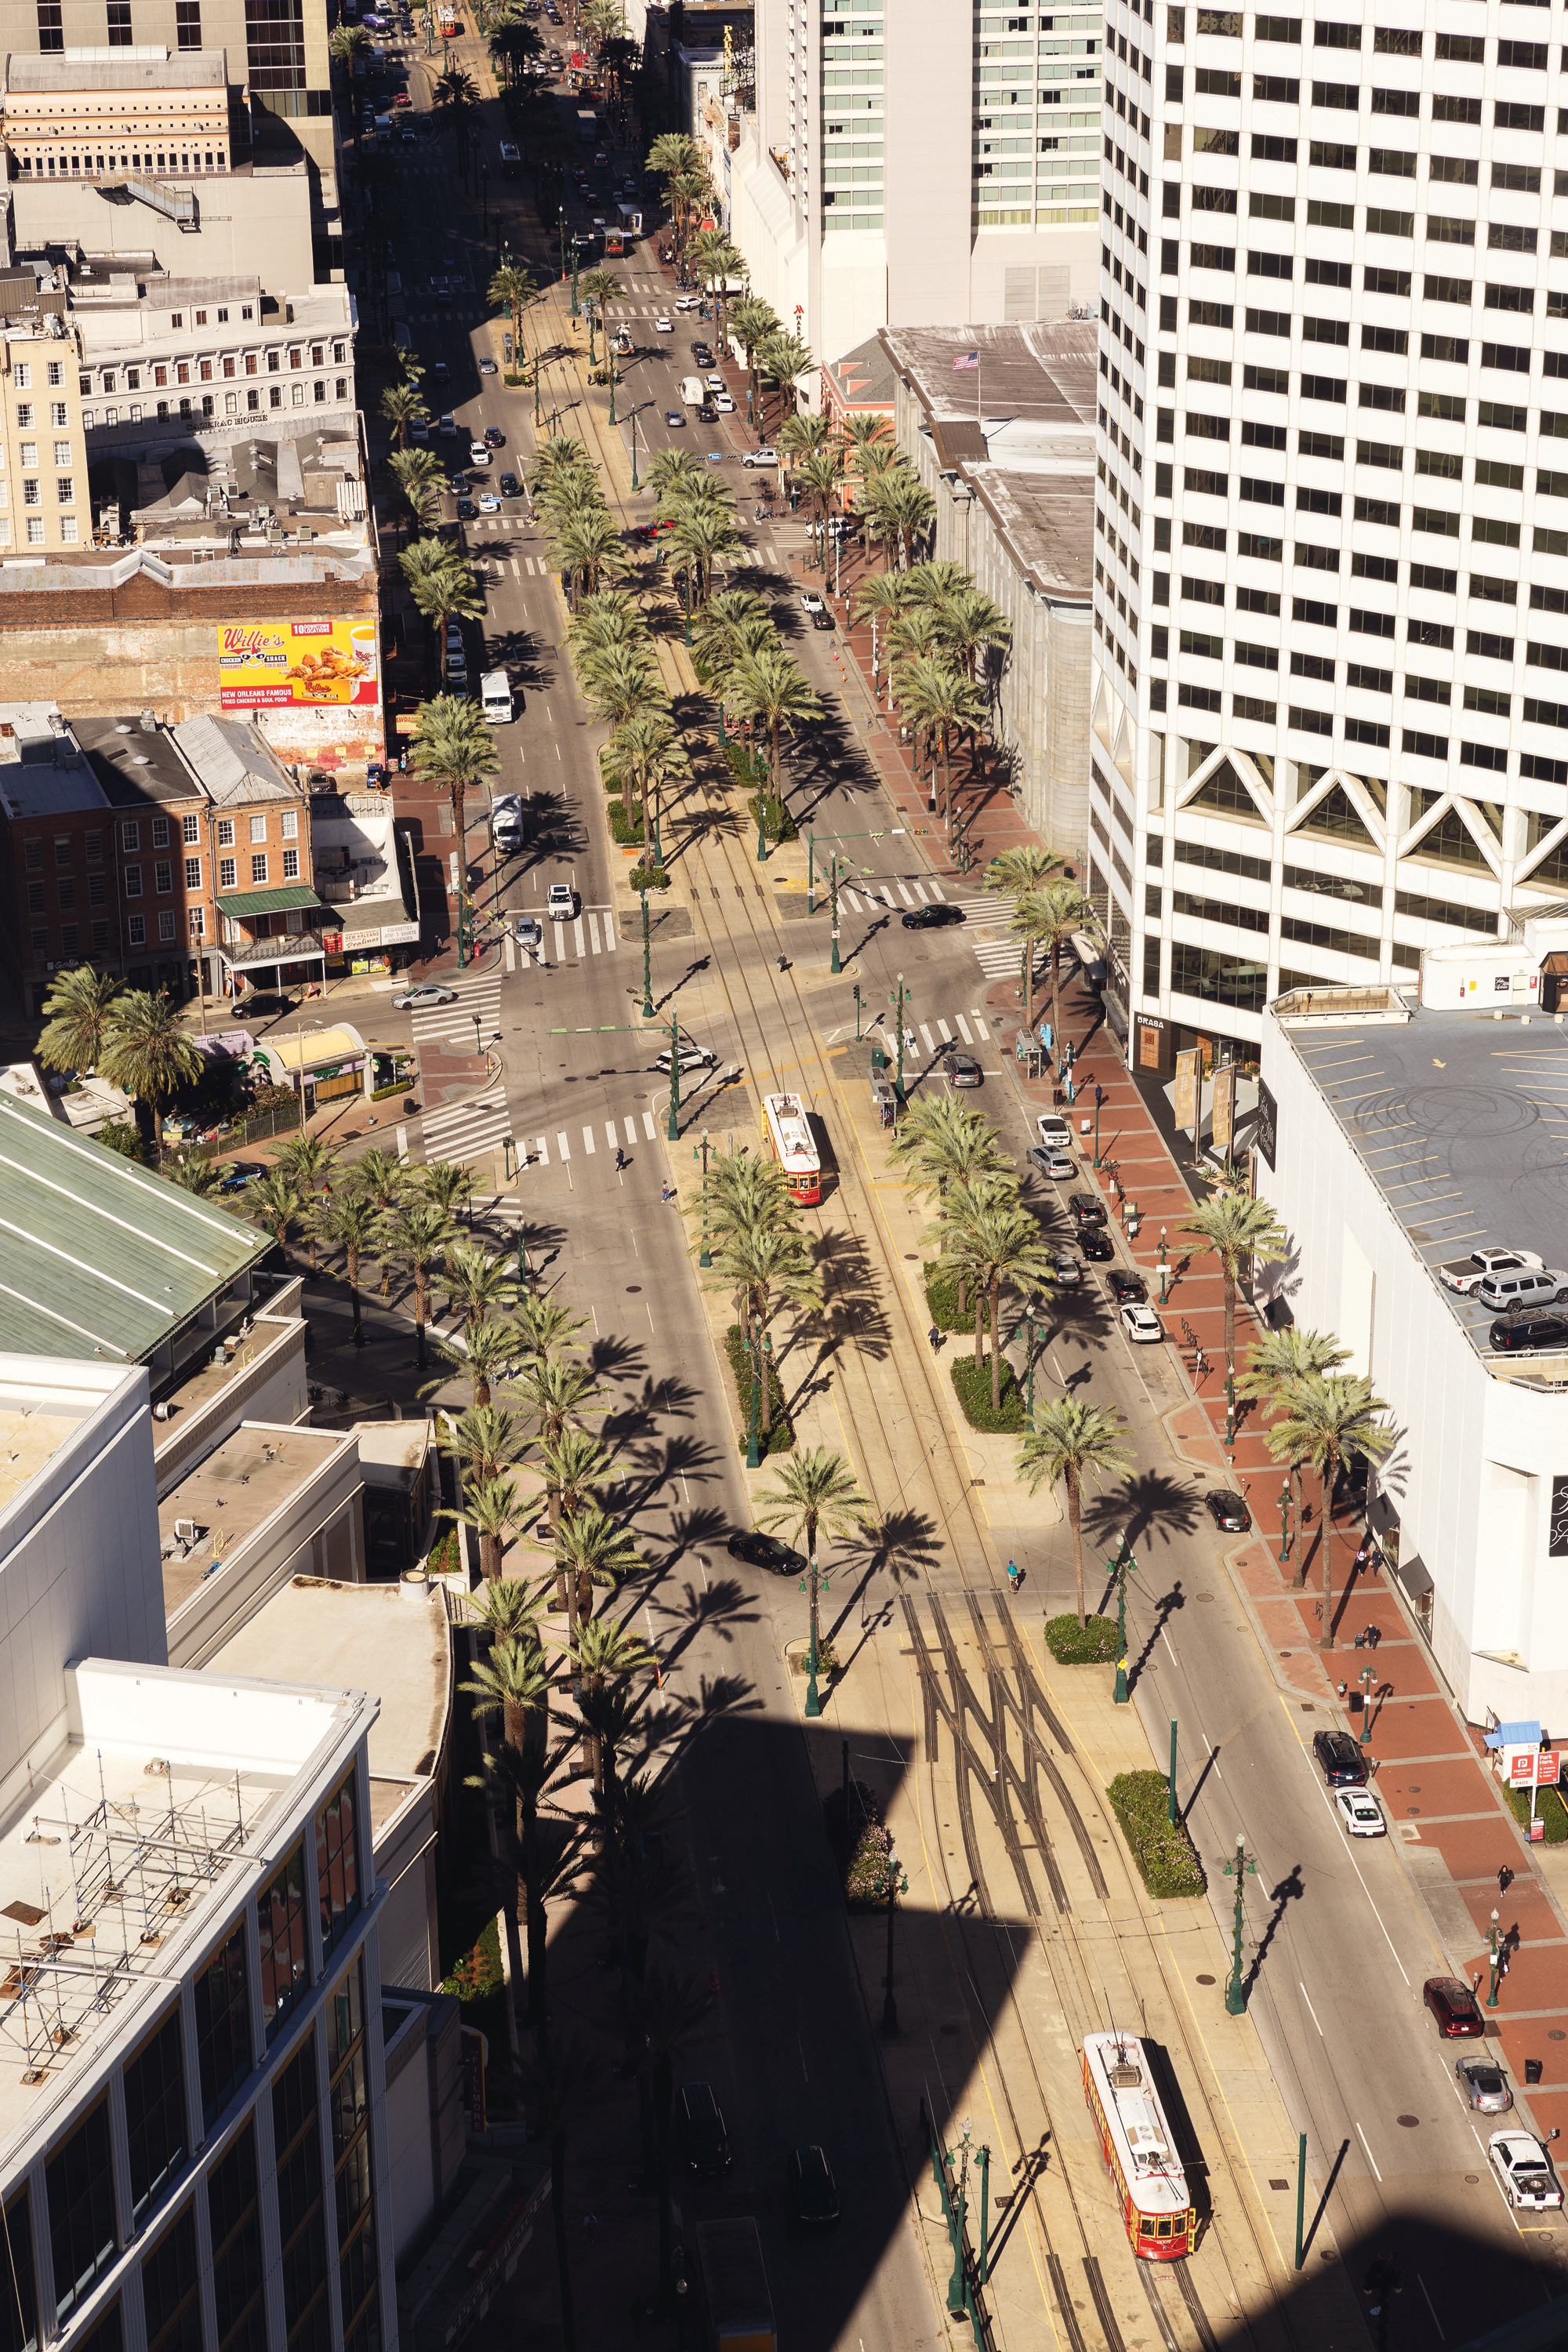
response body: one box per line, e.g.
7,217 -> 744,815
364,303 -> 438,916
827,877 -> 1031,984
421,1081 -> 512,1164
409,974 -> 503,1048
559,909 -> 618,959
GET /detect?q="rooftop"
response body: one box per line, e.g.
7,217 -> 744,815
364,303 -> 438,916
822,332 -> 896,412
2,49 -> 229,91
0,1092 -> 270,1368
158,1423 -> 342,1618
204,1576 -> 451,1829
0,707 -> 100,818
880,321 -> 1097,602
174,713 -> 299,805
76,711 -> 202,808
1274,996 -> 1568,1359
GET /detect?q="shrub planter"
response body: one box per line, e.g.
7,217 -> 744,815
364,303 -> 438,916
924,1258 -> 975,1334
1044,1613 -> 1121,1664
1107,1770 -> 1207,1898
822,1776 -> 888,1904
949,1354 -> 1027,1432
722,1323 -> 795,1455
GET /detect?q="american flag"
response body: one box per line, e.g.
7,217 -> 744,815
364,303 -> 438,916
953,350 -> 980,372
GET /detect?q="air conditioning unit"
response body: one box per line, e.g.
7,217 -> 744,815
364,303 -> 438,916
153,1400 -> 172,1421
173,1518 -> 198,1543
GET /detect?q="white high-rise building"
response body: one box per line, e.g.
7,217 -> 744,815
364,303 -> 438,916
1093,0 -> 1568,1073
731,0 -> 1107,391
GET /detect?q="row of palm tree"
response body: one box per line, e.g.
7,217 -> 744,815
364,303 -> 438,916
849,557 -> 1006,822
36,967 -> 204,1146
982,843 -> 1096,1047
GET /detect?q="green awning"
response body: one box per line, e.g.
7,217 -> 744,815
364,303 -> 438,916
216,884 -> 325,918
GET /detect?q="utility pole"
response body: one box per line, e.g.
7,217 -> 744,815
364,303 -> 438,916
891,971 -> 911,1101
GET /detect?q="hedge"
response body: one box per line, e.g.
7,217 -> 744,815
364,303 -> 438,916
747,791 -> 798,844
1045,1613 -> 1121,1664
723,1323 -> 795,1456
606,797 -> 646,845
629,865 -> 671,892
1107,1770 -> 1207,1899
949,1353 -> 1027,1432
1502,1781 -> 1568,1842
924,1258 -> 975,1334
822,1777 -> 889,1905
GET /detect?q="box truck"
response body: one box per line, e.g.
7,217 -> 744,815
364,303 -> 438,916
695,2220 -> 775,2352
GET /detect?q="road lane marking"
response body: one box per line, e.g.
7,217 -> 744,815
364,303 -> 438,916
557,1131 -> 570,1160
913,880 -> 931,902
605,1121 -> 619,1151
583,1127 -> 596,1153
535,1135 -> 548,1164
1355,2120 -> 1382,2183
938,1018 -> 955,1042
624,1116 -> 637,1144
919,1023 -> 936,1052
956,1015 -> 975,1044
881,885 -> 896,909
973,1014 -> 991,1038
897,883 -> 915,905
642,1110 -> 656,1137
572,918 -> 586,956
1299,1980 -> 1324,2037
1417,2277 -> 1445,2341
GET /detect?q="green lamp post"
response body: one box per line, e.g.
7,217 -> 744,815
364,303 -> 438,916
640,887 -> 653,1018
891,971 -> 912,1100
1279,1482 -> 1292,1566
1222,1835 -> 1257,2014
695,1128 -> 711,1267
666,1004 -> 681,1140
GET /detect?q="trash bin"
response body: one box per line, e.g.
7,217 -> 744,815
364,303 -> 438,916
871,1044 -> 885,1072
1527,2058 -> 1544,2085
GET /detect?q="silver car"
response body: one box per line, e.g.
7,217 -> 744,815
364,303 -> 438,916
1052,1250 -> 1081,1288
1457,2057 -> 1513,2114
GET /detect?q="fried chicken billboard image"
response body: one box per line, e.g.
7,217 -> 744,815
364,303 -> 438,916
216,619 -> 379,708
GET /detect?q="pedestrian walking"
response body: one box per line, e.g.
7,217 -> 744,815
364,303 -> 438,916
927,1323 -> 941,1353
1007,1559 -> 1021,1596
1500,1862 -> 1515,1896
615,1145 -> 626,1173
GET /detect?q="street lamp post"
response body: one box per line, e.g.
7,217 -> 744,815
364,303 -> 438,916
745,1316 -> 760,1471
880,1840 -> 908,2036
695,1128 -> 711,1267
629,405 -> 638,488
640,887 -> 653,1018
756,753 -> 768,863
1357,1662 -> 1376,1745
1093,1083 -> 1106,1168
666,1004 -> 681,1140
1222,1834 -> 1257,2014
1110,1535 -> 1133,1706
803,1530 -> 826,1719
891,971 -> 911,1101
1279,1482 -> 1292,1565
1487,1907 -> 1502,2009
829,852 -> 842,975
1023,1298 -> 1038,1430
1157,1225 -> 1170,1306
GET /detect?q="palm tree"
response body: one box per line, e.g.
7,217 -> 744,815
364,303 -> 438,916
432,59 -> 480,171
276,1130 -> 337,1272
729,294 -> 780,423
1181,1193 -> 1289,1408
514,1290 -> 587,1360
1240,1327 -> 1352,1555
901,655 -> 985,825
316,1192 -> 380,1341
578,265 -> 623,366
555,1505 -> 641,1642
1010,878 -> 1095,1058
553,1613 -> 654,1797
706,1222 -> 822,1437
379,381 -> 426,450
553,506 -> 633,600
248,1167 -> 303,1257
401,539 -> 487,687
665,503 -> 742,610
465,1572 -> 549,1650
164,1154 -> 224,1198
328,20 -> 368,78
389,448 -> 448,528
1018,1400 -> 1133,1628
443,1472 -> 520,1582
757,1448 -> 871,1708
409,692 -> 499,840
460,1626 -> 553,2034
97,990 -> 202,1150
985,844 -> 1062,901
35,965 -> 121,1074
863,462 -> 935,571
447,1403 -> 521,1486
755,331 -> 815,435
641,1965 -> 712,2313
442,1240 -> 519,1329
424,1315 -> 517,1408
579,643 -> 666,737
347,1146 -> 406,1292
1266,1374 -> 1393,1650
420,1159 -> 473,1221
793,444 -> 844,568
891,1103 -> 1013,1313
518,2033 -> 603,2352
536,1425 -> 612,1543
937,1185 -> 1056,1409
387,1198 -> 454,1370
487,260 -> 537,372
728,644 -> 823,802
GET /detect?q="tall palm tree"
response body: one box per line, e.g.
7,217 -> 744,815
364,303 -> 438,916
328,20 -> 369,78
900,655 -> 985,824
409,692 -> 499,840
793,443 -> 844,568
518,2032 -> 603,2352
552,1614 -> 654,1797
487,260 -> 537,369
97,990 -> 202,1150
423,1315 -> 517,1409
757,1448 -> 872,1707
1240,1326 -> 1352,1555
389,448 -> 448,528
985,844 -> 1062,901
442,1240 -> 519,1329
1181,1193 -> 1289,1407
579,644 -> 666,739
665,503 -> 741,609
555,1505 -> 641,1642
1266,1374 -> 1393,1649
447,1403 -> 521,1486
863,462 -> 936,571
1018,1400 -> 1133,1628
755,331 -> 815,435
536,1425 -> 612,1555
465,1570 -> 549,1651
248,1167 -> 303,1258
552,507 -> 632,600
937,1185 -> 1056,1409
578,265 -> 622,365
460,1627 -> 553,2036
316,1192 -> 380,1341
514,1290 -> 587,1360
347,1145 -> 407,1292
707,1221 -> 822,1436
1011,877 -> 1095,1058
35,965 -> 121,1074
728,644 -> 823,802
164,1154 -> 224,1198
889,1099 -> 1011,1313
729,295 -> 780,423
443,1472 -> 520,1581
387,1198 -> 454,1370
420,1159 -> 473,1221
401,539 -> 487,687
379,381 -> 426,451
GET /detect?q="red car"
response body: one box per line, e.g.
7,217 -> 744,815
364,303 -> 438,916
1424,1976 -> 1486,2039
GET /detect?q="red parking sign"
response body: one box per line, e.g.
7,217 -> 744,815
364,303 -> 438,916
1540,1750 -> 1561,1786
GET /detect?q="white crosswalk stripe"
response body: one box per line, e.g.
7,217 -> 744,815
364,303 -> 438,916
409,975 -> 504,1047
557,1130 -> 571,1160
973,932 -> 1042,982
419,1083 -> 510,1165
583,1125 -> 597,1154
641,1109 -> 656,1138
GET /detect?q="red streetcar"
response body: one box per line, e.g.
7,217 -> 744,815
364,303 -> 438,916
1081,2031 -> 1194,2259
760,1091 -> 821,1204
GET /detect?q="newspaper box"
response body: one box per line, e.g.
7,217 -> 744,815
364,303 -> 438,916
870,1077 -> 895,1128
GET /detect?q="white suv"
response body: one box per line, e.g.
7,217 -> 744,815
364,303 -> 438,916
546,881 -> 575,920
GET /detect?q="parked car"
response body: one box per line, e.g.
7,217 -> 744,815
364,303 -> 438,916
1476,1267 -> 1568,1313
677,2082 -> 731,2177
1335,1788 -> 1386,1838
1490,2132 -> 1563,2208
1203,1490 -> 1251,1532
478,356 -> 499,375
714,391 -> 736,412
392,982 -> 458,1009
1440,1245 -> 1544,1296
811,606 -> 833,630
1489,1312 -> 1568,1352
1068,1192 -> 1106,1227
1108,1269 -> 1146,1304
942,1051 -> 982,1089
788,2145 -> 840,2227
742,446 -> 779,468
697,402 -> 719,423
1052,1250 -> 1081,1288
491,794 -> 524,854
1457,2058 -> 1513,2114
1314,1730 -> 1370,1788
1120,1301 -> 1164,1344
902,902 -> 965,930
1079,1229 -> 1114,1263
1425,1976 -> 1486,2038
1038,1149 -> 1075,1179
728,1529 -> 805,1574
800,590 -> 826,617
1036,1113 -> 1071,1148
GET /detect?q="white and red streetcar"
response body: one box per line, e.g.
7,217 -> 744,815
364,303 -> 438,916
1081,2031 -> 1194,2259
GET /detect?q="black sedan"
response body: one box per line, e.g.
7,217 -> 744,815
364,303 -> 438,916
456,497 -> 478,520
1080,1229 -> 1115,1264
1312,1729 -> 1370,1788
499,473 -> 522,498
484,425 -> 506,447
1204,1490 -> 1252,1533
901,902 -> 966,930
1107,1268 -> 1145,1301
728,1530 -> 805,1576
788,2145 -> 840,2227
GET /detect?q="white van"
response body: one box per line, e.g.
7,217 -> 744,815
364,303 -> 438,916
481,669 -> 514,724
678,375 -> 704,406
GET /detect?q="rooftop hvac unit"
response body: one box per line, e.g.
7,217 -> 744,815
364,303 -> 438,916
173,1518 -> 198,1542
152,1400 -> 172,1421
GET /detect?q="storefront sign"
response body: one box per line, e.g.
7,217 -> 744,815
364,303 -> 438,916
217,619 -> 379,708
1173,1047 -> 1200,1139
1211,1062 -> 1236,1160
1256,1077 -> 1279,1171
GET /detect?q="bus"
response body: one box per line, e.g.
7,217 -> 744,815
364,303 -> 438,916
1081,2033 -> 1194,2261
760,1092 -> 820,1204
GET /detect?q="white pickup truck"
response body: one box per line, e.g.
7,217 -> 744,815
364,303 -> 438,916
1439,1246 -> 1544,1296
546,881 -> 576,920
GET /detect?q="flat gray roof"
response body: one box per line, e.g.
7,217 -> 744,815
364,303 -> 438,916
1280,1003 -> 1568,1356
5,50 -> 227,89
0,1091 -> 270,1365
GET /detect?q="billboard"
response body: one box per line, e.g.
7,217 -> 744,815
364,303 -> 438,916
217,619 -> 379,710
1211,1062 -> 1236,1161
1173,1047 -> 1200,1140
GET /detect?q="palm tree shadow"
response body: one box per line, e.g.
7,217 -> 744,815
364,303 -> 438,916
815,1229 -> 892,1365
656,1576 -> 759,1671
619,1430 -> 724,1515
1082,1469 -> 1200,1555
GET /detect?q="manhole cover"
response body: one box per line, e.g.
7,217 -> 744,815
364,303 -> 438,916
1397,2115 -> 1420,2129
904,1253 -> 919,1260
1196,1973 -> 1216,1985
1409,1784 -> 1421,1793
1406,1808 -> 1421,1816
1279,1650 -> 1294,1657
1552,2031 -> 1566,2044
1269,2178 -> 1289,2191
1466,2174 -> 1480,2185
626,1285 -> 642,1294
1195,1593 -> 1215,1604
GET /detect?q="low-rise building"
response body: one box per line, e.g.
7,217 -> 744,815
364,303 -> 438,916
310,788 -> 419,967
881,319 -> 1094,855
1259,971 -> 1568,1730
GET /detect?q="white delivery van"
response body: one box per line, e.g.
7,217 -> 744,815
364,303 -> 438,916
481,669 -> 514,724
678,375 -> 704,406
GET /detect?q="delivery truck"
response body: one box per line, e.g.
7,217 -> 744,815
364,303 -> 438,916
695,2220 -> 775,2352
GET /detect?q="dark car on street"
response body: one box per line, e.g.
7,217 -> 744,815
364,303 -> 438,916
788,2145 -> 840,2227
1204,1490 -> 1252,1533
456,497 -> 477,520
484,425 -> 505,447
901,902 -> 965,930
1068,1191 -> 1107,1228
728,1529 -> 805,1576
1425,1976 -> 1486,2040
1312,1729 -> 1369,1788
1080,1229 -> 1114,1263
942,1051 -> 982,1088
1107,1269 -> 1145,1301
677,2082 -> 731,2176
499,473 -> 522,498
